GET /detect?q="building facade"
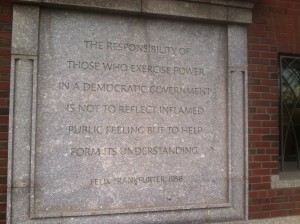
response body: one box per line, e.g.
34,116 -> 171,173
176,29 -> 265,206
1,0 -> 300,223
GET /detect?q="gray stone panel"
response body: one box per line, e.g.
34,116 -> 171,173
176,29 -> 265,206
13,0 -> 253,24
12,5 -> 39,55
10,188 -> 61,224
8,1 -> 251,223
32,9 -> 230,218
142,0 -> 227,22
8,57 -> 37,188
228,25 -> 248,68
228,7 -> 252,24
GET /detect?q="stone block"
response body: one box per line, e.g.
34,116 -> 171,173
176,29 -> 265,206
12,5 -> 39,55
8,1 -> 250,223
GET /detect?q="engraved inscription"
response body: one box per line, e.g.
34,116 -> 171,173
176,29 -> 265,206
58,82 -> 211,96
34,10 -> 228,216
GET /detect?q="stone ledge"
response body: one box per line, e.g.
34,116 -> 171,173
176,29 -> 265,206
185,0 -> 255,9
271,172 -> 300,189
13,0 -> 142,13
13,0 -> 253,24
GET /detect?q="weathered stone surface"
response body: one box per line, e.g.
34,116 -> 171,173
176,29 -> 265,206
12,5 -> 39,55
8,1 -> 250,223
13,0 -> 253,24
228,7 -> 252,24
34,8 -> 229,217
142,0 -> 228,21
8,56 -> 37,189
189,0 -> 255,9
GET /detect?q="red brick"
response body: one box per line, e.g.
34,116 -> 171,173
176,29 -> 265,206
260,51 -> 278,58
289,209 -> 300,216
0,185 -> 6,194
283,189 -> 298,196
260,79 -> 278,86
261,121 -> 278,127
261,203 -> 280,211
249,211 -> 270,219
249,162 -> 261,169
250,197 -> 271,205
0,31 -> 11,40
252,17 -> 268,24
248,50 -> 260,57
249,121 -> 262,127
249,134 -> 262,141
271,196 -> 289,203
0,151 -> 7,158
250,86 -> 270,92
249,191 -> 258,199
249,176 -> 261,184
251,128 -> 270,134
268,190 -> 277,197
251,183 -> 271,190
252,114 -> 270,120
251,169 -> 271,176
249,205 -> 262,213
292,189 -> 300,194
257,190 -> 268,198
279,202 -> 298,209
289,195 -> 300,202
271,210 -> 289,217
249,71 -> 269,79
0,133 -> 7,141
250,57 -> 270,65
266,65 -> 279,73
261,162 -> 278,168
256,107 -> 267,113
0,205 -> 5,212
253,100 -> 270,107
0,168 -> 6,175
0,116 -> 8,124
250,141 -> 270,148
250,44 -> 270,51
270,85 -> 280,93
267,107 -> 279,114
275,189 -> 286,196
248,37 -> 261,44
253,155 -> 271,161
0,1 -> 12,7
0,82 -> 9,90
0,15 -> 11,23
0,49 -> 10,56
262,92 -> 278,101
261,176 -> 271,182
248,92 -> 261,99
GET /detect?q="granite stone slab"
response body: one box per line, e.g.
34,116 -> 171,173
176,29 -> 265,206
33,8 -> 229,217
12,5 -> 39,55
8,1 -> 250,223
12,0 -> 254,24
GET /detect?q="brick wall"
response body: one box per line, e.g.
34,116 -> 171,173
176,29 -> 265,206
0,0 -> 11,223
248,0 -> 300,219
